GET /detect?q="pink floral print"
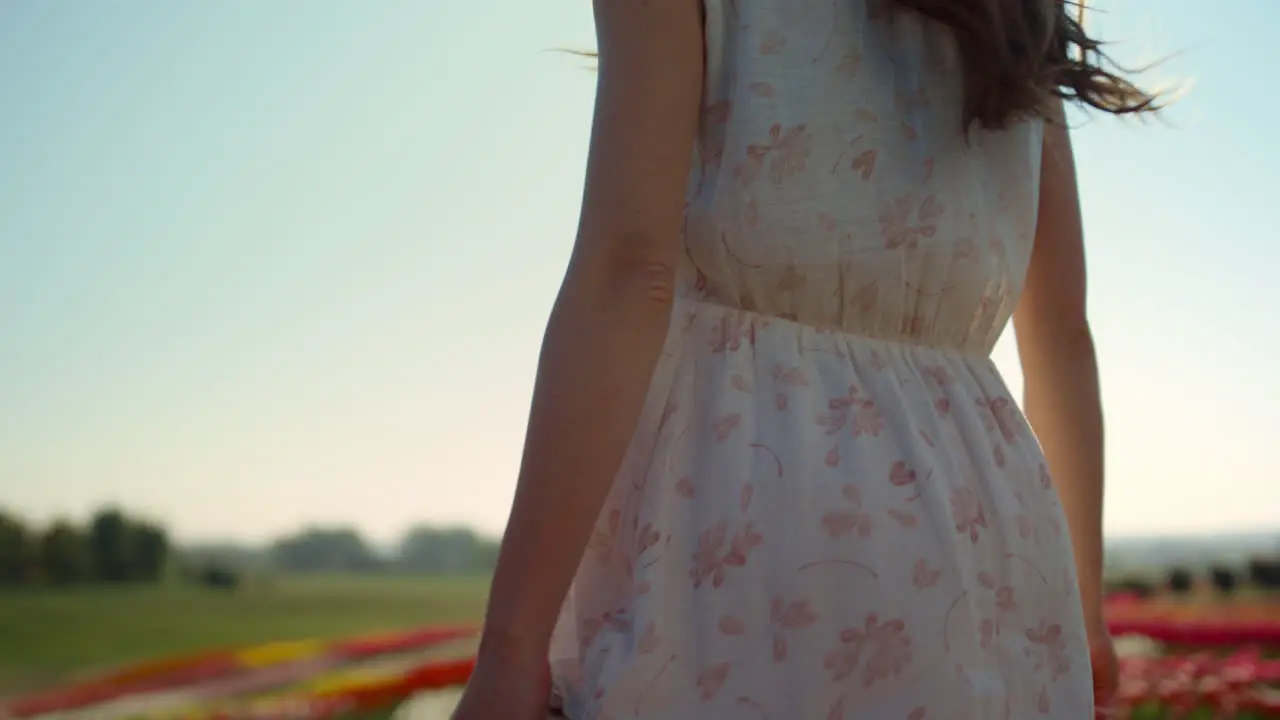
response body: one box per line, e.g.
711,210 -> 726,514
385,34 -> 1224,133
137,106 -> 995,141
545,0 -> 1088,718
880,193 -> 945,250
690,519 -> 763,589
736,123 -> 814,187
824,613 -> 914,687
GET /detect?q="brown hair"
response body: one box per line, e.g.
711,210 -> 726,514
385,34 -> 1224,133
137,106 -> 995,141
895,0 -> 1160,128
576,1 -> 1160,129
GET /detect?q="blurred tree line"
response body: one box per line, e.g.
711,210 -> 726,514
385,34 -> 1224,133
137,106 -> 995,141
247,525 -> 499,575
1106,557 -> 1280,599
0,507 -> 170,586
178,525 -> 501,589
1,505 -> 500,589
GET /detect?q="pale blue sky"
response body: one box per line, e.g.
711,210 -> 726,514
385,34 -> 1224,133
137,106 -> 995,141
2,2 -> 1276,544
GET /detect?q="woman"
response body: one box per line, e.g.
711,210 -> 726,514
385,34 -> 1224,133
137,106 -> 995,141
452,0 -> 1156,717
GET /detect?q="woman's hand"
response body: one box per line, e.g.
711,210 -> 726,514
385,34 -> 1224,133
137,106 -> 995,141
450,652 -> 551,720
1088,627 -> 1119,719
1080,589 -> 1118,717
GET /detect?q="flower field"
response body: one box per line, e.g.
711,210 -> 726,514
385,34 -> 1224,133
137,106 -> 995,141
3,595 -> 1278,719
1113,641 -> 1280,719
0,626 -> 477,720
1104,594 -> 1280,718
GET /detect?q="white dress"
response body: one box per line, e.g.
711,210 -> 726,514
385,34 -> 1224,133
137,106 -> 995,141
548,1 -> 1093,718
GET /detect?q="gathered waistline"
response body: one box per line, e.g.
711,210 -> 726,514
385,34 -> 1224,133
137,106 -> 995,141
674,295 -> 998,362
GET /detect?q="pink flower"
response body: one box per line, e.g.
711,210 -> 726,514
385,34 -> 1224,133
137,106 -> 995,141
950,486 -> 987,544
825,614 -> 913,687
852,401 -> 886,437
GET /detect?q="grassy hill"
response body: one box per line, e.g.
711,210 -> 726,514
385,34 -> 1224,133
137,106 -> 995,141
0,574 -> 488,696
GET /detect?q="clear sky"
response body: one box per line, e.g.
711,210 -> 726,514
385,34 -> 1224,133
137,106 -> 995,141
2,1 -> 1277,545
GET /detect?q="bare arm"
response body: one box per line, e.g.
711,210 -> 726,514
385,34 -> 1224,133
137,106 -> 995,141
478,0 -> 705,661
1014,101 -> 1107,635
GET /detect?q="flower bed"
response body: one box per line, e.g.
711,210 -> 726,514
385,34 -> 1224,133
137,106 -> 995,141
1114,645 -> 1280,719
1103,594 -> 1280,717
7,610 -> 1280,720
1105,595 -> 1280,649
1,627 -> 477,719
155,657 -> 475,720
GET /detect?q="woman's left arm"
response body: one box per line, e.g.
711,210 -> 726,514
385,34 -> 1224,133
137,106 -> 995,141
478,0 -> 705,666
1014,103 -> 1106,633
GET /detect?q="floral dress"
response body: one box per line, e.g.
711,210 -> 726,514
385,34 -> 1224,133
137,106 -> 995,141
548,1 -> 1092,718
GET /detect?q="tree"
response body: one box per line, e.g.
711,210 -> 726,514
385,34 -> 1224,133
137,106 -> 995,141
0,509 -> 33,585
181,543 -> 269,572
396,526 -> 499,575
1209,566 -> 1237,595
271,527 -> 380,573
1247,557 -> 1280,590
196,565 -> 241,591
89,507 -> 136,582
133,522 -> 170,582
1167,567 -> 1193,595
37,520 -> 91,585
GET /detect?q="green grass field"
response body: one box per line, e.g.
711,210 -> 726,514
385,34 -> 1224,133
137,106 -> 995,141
0,575 -> 489,696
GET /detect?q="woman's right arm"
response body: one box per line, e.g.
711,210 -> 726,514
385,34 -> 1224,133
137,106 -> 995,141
451,1 -> 705,718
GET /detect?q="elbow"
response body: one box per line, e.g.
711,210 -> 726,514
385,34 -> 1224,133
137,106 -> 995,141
1036,324 -> 1096,360
1058,321 -> 1095,355
1015,300 -> 1093,349
1042,320 -> 1094,353
568,240 -> 678,309
622,258 -> 678,307
1016,309 -> 1096,364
